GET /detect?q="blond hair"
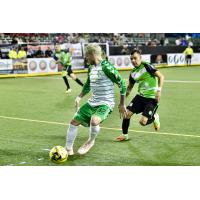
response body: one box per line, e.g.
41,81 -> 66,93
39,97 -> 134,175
85,43 -> 102,57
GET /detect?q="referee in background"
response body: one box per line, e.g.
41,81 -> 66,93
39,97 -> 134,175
183,45 -> 194,66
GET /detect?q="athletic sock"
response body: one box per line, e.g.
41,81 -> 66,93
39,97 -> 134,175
63,76 -> 70,89
122,118 -> 130,135
66,124 -> 78,150
89,125 -> 100,141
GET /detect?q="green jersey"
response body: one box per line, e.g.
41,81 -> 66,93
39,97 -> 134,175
129,61 -> 158,99
82,60 -> 126,110
55,51 -> 72,68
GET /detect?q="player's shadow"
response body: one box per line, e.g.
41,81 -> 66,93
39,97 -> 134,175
67,153 -> 86,161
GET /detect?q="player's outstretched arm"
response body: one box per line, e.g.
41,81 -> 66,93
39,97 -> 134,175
154,70 -> 164,102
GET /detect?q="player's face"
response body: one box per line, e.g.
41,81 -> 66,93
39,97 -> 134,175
130,52 -> 142,67
85,53 -> 96,65
55,46 -> 61,53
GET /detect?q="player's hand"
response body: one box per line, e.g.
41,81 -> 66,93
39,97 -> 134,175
155,91 -> 161,102
118,104 -> 127,119
75,96 -> 81,111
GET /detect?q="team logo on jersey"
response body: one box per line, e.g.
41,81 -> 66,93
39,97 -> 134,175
149,111 -> 153,116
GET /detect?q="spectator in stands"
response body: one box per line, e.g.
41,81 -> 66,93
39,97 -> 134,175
93,37 -> 99,43
113,34 -> 120,45
79,34 -> 86,43
146,39 -> 152,46
147,39 -> 157,47
185,34 -> 191,41
45,47 -> 53,57
175,37 -> 181,46
183,45 -> 194,66
58,34 -> 65,43
155,55 -> 164,64
121,44 -> 130,55
27,48 -> 35,58
17,37 -> 24,45
160,37 -> 164,46
17,47 -> 27,59
152,39 -> 159,46
8,47 -> 18,59
180,37 -> 187,46
35,46 -> 44,58
164,38 -> 169,46
11,36 -> 18,44
0,50 -> 2,58
30,35 -> 39,43
188,39 -> 193,47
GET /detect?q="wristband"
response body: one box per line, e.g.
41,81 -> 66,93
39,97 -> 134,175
157,87 -> 162,92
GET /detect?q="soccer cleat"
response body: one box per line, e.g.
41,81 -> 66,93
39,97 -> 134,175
65,148 -> 74,156
114,134 -> 129,141
65,89 -> 72,93
77,140 -> 95,155
153,113 -> 160,131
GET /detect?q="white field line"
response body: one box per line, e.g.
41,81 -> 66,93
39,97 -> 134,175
0,115 -> 200,139
27,76 -> 200,83
6,157 -> 45,166
164,80 -> 200,83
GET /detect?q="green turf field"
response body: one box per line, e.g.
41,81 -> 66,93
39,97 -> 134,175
0,66 -> 200,166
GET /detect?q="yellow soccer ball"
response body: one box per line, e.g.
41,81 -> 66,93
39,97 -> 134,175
49,146 -> 68,164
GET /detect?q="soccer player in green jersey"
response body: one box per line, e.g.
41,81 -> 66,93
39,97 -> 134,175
115,49 -> 164,141
54,45 -> 84,93
65,43 -> 127,155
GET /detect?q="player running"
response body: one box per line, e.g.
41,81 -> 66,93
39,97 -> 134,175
65,43 -> 127,155
115,49 -> 164,141
54,45 -> 84,93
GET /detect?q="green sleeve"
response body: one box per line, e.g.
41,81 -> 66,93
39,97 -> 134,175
82,67 -> 91,95
102,60 -> 126,95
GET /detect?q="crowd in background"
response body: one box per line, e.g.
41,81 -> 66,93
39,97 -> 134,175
0,45 -> 54,59
0,33 -> 199,46
0,33 -> 198,59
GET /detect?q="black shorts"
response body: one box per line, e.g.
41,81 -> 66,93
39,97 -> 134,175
127,95 -> 158,119
186,55 -> 192,59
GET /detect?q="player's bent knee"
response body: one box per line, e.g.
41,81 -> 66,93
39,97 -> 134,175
70,119 -> 81,126
90,116 -> 101,126
139,119 -> 147,126
125,111 -> 134,119
70,73 -> 76,80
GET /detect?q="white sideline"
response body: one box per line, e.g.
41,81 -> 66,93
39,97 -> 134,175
0,115 -> 200,139
26,76 -> 200,83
